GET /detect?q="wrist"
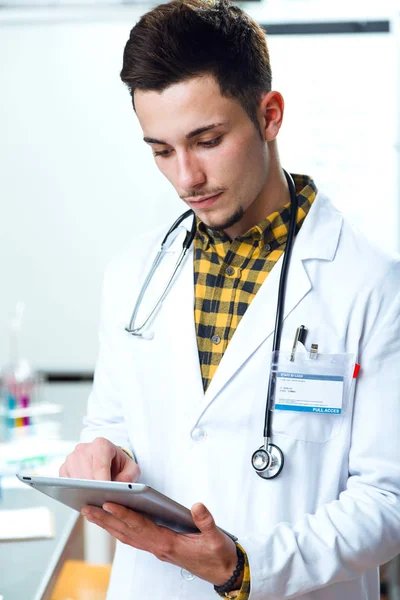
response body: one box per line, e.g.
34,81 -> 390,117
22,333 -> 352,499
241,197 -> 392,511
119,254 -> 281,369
214,545 -> 245,597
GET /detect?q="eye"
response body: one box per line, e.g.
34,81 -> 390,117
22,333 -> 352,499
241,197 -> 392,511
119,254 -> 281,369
199,135 -> 223,147
153,148 -> 172,158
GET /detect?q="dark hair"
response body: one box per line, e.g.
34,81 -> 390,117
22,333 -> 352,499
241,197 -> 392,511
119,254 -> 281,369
120,0 -> 272,131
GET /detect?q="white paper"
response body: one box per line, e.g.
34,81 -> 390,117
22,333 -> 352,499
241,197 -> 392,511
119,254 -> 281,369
0,506 -> 54,541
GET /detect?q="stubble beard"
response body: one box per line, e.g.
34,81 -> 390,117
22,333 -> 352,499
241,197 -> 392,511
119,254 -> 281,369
206,206 -> 244,233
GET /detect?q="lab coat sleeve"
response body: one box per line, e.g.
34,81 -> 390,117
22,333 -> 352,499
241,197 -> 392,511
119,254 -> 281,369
241,286 -> 400,599
80,264 -> 134,457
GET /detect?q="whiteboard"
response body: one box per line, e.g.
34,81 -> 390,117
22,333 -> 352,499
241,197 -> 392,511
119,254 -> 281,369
0,5 -> 399,371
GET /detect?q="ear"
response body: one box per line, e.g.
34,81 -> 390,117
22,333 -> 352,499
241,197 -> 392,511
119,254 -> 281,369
258,90 -> 285,142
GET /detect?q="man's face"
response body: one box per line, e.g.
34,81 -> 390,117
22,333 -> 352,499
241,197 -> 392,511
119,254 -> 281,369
134,75 -> 270,238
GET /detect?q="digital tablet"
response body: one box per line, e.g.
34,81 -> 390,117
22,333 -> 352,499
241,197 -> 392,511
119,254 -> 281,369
16,475 -> 237,540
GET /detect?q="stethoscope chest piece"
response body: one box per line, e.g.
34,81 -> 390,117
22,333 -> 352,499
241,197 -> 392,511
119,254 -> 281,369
251,443 -> 284,479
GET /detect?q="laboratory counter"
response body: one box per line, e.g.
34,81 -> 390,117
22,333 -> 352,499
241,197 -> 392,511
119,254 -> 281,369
0,485 -> 84,600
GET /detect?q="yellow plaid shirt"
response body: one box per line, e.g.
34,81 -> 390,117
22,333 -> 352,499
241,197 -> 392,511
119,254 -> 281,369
193,174 -> 317,598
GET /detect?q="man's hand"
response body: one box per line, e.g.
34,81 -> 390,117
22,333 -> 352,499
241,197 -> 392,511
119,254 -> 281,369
59,437 -> 140,483
81,501 -> 242,588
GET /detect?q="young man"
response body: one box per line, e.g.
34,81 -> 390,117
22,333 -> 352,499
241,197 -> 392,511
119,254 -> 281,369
60,1 -> 400,598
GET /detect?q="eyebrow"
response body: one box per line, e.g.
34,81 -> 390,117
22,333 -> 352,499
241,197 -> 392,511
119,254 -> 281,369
143,122 -> 226,145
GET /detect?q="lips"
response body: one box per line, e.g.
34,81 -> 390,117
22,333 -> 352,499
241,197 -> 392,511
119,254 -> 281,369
187,192 -> 223,207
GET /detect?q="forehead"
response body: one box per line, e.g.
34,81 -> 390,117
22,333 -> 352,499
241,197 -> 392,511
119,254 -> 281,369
134,75 -> 246,140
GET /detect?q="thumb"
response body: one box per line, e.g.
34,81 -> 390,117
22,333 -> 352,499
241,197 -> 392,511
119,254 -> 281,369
191,502 -> 217,537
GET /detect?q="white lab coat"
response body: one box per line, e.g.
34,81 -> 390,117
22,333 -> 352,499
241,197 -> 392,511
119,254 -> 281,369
81,191 -> 400,600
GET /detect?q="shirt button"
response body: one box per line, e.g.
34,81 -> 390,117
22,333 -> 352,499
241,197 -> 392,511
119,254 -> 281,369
212,335 -> 221,344
191,427 -> 207,442
264,243 -> 271,253
181,568 -> 196,580
226,266 -> 235,276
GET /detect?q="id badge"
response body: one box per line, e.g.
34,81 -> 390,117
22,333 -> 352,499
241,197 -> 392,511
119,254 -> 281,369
272,348 -> 355,416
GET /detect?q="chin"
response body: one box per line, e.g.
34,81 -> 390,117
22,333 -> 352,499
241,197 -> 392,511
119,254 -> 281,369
204,206 -> 244,232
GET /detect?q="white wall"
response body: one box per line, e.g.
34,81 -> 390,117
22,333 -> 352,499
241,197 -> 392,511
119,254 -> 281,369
0,3 -> 399,371
274,30 -> 399,239
0,9 -> 182,371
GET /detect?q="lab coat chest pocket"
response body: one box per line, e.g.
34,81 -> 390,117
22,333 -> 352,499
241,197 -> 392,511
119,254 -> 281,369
272,406 -> 344,443
271,344 -> 356,443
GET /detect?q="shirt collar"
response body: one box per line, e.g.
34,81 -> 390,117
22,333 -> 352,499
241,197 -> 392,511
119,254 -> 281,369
196,174 -> 317,249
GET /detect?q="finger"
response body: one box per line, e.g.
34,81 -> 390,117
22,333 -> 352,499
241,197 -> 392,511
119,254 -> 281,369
68,451 -> 93,480
91,438 -> 115,481
59,463 -> 70,477
103,503 -> 148,532
114,458 -> 141,483
86,515 -> 137,549
84,508 -> 133,539
102,503 -> 176,560
60,453 -> 92,479
91,456 -> 112,481
86,506 -> 154,553
191,503 -> 218,537
61,443 -> 94,479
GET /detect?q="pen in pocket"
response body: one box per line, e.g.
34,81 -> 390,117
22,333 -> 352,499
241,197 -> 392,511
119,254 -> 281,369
290,325 -> 307,362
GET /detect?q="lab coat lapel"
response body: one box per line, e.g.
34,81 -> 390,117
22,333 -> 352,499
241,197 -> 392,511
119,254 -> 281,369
201,192 -> 343,411
202,251 -> 311,408
157,225 -> 204,402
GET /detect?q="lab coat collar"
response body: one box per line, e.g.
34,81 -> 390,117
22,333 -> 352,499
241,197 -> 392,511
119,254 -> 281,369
295,191 -> 343,262
167,192 -> 341,262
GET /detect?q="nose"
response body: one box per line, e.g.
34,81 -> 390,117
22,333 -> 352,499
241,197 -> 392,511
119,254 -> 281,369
176,151 -> 206,192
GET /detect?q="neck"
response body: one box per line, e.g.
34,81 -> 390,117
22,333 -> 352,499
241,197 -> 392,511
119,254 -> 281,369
224,147 -> 290,240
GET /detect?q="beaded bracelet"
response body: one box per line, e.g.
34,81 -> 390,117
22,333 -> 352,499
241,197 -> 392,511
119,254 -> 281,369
213,545 -> 245,596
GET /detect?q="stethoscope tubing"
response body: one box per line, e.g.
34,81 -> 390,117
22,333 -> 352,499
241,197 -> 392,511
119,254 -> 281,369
126,209 -> 196,335
263,171 -> 298,439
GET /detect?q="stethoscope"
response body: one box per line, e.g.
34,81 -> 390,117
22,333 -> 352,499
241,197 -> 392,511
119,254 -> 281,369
126,170 -> 298,479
